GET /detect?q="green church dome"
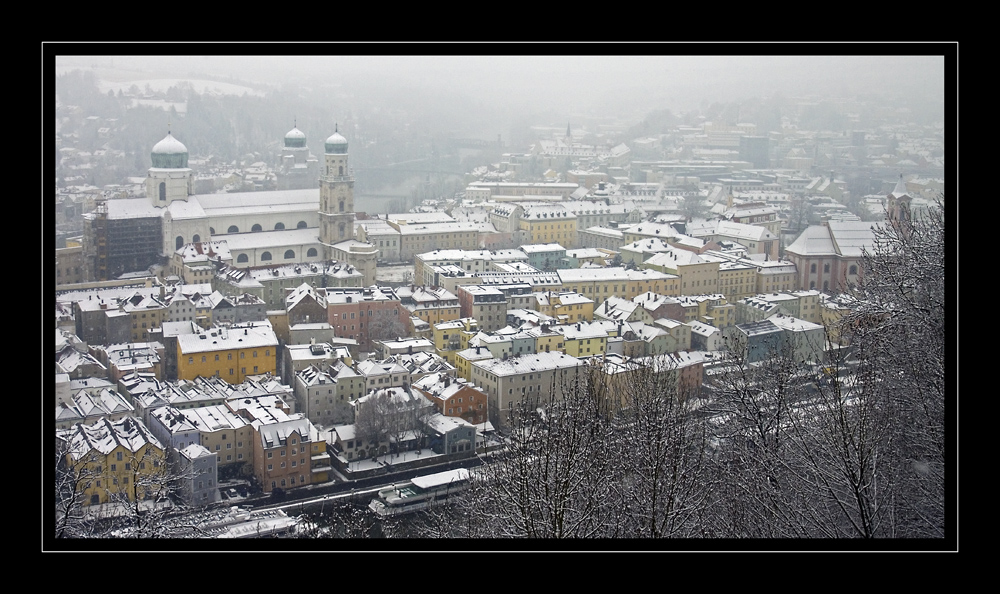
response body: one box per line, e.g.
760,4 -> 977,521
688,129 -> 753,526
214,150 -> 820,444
151,133 -> 188,168
325,131 -> 348,154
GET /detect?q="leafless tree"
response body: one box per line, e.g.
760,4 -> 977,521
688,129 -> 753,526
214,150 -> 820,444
445,369 -> 616,538
367,313 -> 409,347
702,198 -> 947,539
611,357 -> 715,538
705,332 -> 815,537
778,341 -> 901,538
55,426 -> 205,540
429,360 -> 715,539
680,195 -> 709,222
54,435 -> 100,539
839,197 -> 946,537
101,445 -> 180,538
786,197 -> 815,234
354,393 -> 391,454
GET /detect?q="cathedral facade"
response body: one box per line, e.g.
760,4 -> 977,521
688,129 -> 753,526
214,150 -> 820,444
83,127 -> 377,286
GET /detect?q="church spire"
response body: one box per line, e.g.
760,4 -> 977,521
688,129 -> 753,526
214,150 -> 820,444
891,173 -> 908,198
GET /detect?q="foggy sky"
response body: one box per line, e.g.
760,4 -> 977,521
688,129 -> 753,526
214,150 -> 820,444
55,53 -> 946,118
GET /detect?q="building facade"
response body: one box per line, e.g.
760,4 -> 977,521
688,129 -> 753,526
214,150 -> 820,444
60,416 -> 168,506
175,322 -> 278,383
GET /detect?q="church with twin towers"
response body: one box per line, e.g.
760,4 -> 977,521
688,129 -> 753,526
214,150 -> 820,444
83,125 -> 378,286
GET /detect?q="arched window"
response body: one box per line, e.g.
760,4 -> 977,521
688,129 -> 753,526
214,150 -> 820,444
339,165 -> 344,176
339,200 -> 345,212
338,222 -> 346,238
209,227 -> 215,235
192,234 -> 200,243
849,264 -> 858,275
274,222 -> 285,230
823,280 -> 829,291
261,252 -> 272,261
176,236 -> 184,250
228,225 -> 239,233
307,248 -> 318,257
810,281 -> 816,290
251,224 -> 263,232
237,254 -> 249,264
810,263 -> 817,273
297,221 -> 307,229
159,182 -> 166,201
284,250 -> 295,259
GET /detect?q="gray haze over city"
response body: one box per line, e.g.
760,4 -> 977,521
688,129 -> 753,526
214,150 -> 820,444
55,54 -> 945,134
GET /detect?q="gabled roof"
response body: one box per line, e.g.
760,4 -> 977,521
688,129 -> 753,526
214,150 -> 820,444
285,282 -> 326,310
784,225 -> 837,257
64,416 -> 162,460
715,220 -> 776,241
828,221 -> 884,258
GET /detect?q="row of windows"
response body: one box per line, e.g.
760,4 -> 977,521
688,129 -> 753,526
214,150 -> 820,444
233,248 -> 319,264
189,350 -> 270,364
266,457 -> 307,470
223,221 -> 309,234
808,263 -> 858,276
175,222 -> 309,250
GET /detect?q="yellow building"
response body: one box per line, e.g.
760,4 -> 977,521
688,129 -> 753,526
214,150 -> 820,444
533,291 -> 594,323
126,294 -> 169,342
60,416 -> 168,506
176,322 -> 278,383
717,261 -> 758,301
789,290 -> 822,324
642,249 -> 721,296
551,321 -> 609,357
819,293 -> 859,346
625,268 -> 679,299
756,261 -> 798,294
400,286 -> 462,328
701,249 -> 798,295
453,345 -> 494,382
432,318 -> 479,364
557,268 -> 645,308
519,204 -> 578,248
676,294 -> 734,327
524,323 -> 564,354
391,221 -> 481,261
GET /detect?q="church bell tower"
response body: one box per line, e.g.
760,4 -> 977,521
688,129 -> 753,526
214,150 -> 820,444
318,126 -> 355,257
